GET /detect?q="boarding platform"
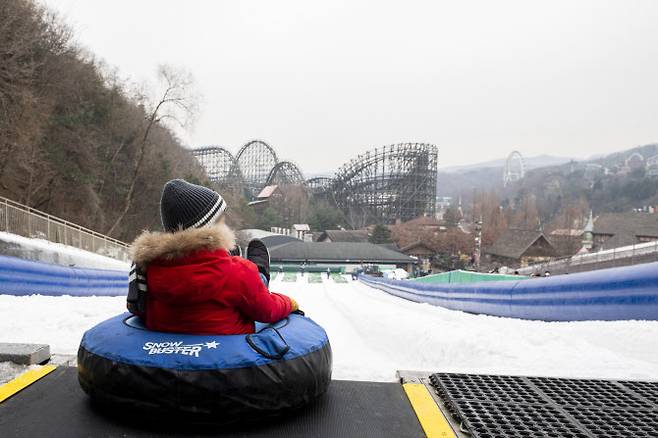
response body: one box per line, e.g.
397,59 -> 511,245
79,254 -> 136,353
0,366 -> 424,437
1,366 -> 657,437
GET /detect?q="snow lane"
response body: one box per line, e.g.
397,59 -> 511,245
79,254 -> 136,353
272,276 -> 658,382
2,276 -> 658,382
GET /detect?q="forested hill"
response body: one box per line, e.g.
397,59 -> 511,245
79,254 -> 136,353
508,143 -> 658,216
438,144 -> 658,217
0,0 -> 208,241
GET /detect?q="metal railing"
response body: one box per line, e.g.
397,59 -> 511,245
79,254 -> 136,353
518,239 -> 658,275
0,196 -> 129,261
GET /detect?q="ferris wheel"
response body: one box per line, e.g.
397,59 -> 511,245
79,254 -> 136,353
503,150 -> 525,186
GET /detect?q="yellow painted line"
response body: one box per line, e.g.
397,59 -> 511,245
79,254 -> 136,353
403,383 -> 457,438
0,365 -> 57,403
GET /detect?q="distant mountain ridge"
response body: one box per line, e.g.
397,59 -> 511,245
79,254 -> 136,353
437,143 -> 658,219
441,154 -> 576,174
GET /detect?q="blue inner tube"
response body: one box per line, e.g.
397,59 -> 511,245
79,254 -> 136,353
77,313 -> 332,421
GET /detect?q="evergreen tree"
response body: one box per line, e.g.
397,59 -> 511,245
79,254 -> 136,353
308,202 -> 346,231
369,224 -> 392,244
255,207 -> 285,231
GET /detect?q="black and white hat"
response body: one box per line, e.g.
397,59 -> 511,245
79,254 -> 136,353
160,179 -> 227,232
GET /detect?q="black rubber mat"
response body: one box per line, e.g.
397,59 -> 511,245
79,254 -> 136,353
620,381 -> 658,406
0,367 -> 423,438
430,373 -> 658,438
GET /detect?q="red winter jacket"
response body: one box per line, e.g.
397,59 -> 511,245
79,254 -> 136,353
129,224 -> 293,335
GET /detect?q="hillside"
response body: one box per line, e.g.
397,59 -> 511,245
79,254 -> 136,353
440,143 -> 658,226
0,0 -> 207,241
437,155 -> 575,201
441,154 -> 574,174
506,144 -> 658,217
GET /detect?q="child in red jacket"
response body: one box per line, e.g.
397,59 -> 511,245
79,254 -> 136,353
127,179 -> 298,335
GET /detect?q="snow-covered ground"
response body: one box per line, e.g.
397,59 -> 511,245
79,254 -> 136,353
1,274 -> 658,382
0,362 -> 41,385
0,231 -> 129,271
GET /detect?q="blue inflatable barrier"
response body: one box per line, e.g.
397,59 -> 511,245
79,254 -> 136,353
360,262 -> 658,321
0,255 -> 127,297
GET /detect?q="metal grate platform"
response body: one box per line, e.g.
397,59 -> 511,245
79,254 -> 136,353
429,373 -> 658,438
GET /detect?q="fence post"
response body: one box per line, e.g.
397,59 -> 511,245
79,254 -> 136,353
3,198 -> 8,232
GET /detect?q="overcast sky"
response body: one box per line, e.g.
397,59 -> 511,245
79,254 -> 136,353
41,0 -> 658,174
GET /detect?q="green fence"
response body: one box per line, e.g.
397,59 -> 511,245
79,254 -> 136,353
331,273 -> 348,283
282,272 -> 298,282
307,272 -> 323,283
413,270 -> 527,284
272,264 -> 345,274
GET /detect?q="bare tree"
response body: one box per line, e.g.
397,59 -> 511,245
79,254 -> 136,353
0,0 -> 71,182
106,65 -> 197,236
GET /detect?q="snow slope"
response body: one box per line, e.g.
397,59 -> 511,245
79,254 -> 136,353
1,275 -> 657,382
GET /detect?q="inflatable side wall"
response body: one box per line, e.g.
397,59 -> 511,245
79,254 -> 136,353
0,255 -> 127,297
360,262 -> 658,321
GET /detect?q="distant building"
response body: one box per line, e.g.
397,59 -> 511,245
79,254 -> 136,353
269,241 -> 416,273
646,154 -> 658,177
269,225 -> 312,242
292,224 -> 311,240
399,241 -> 436,273
436,196 -> 452,210
590,212 -> 658,250
248,185 -> 283,211
400,216 -> 446,233
240,229 -> 301,250
550,229 -> 583,237
547,235 -> 583,258
377,242 -> 401,252
403,215 -> 441,227
485,229 -> 557,267
548,223 -> 587,258
316,230 -> 370,243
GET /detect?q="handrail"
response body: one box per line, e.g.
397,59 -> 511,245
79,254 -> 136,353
0,195 -> 129,261
518,239 -> 658,275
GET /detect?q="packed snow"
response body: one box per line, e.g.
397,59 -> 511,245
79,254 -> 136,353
1,274 -> 658,382
0,362 -> 41,386
0,231 -> 129,271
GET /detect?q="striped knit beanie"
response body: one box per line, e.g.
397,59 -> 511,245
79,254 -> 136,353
160,179 -> 227,232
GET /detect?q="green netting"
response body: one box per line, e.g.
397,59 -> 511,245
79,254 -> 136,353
307,272 -> 323,283
273,264 -> 345,273
282,272 -> 298,282
413,270 -> 526,284
331,274 -> 348,283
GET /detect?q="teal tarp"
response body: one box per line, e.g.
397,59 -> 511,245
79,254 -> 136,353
413,270 -> 526,284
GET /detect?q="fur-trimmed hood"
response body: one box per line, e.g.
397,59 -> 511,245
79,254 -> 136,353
130,223 -> 236,266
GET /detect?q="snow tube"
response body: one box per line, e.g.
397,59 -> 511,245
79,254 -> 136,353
77,313 -> 332,422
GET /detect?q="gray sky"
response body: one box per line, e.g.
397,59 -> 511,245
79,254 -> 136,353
42,0 -> 658,174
